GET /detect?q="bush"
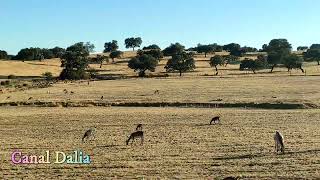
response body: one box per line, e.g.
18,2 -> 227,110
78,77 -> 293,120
8,74 -> 16,79
42,72 -> 53,81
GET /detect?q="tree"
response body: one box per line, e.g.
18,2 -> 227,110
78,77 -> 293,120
241,46 -> 258,53
0,50 -> 8,59
97,55 -> 109,68
223,43 -> 243,56
165,52 -> 195,76
50,47 -> 65,58
240,57 -> 267,74
162,43 -> 185,56
41,48 -> 54,59
265,39 -> 292,72
84,42 -> 95,53
137,49 -> 163,61
104,40 -> 118,53
310,44 -> 320,50
283,54 -> 304,73
128,54 -> 158,77
59,42 -> 90,80
143,44 -> 161,50
223,55 -> 239,67
297,46 -> 308,51
109,51 -> 123,62
209,55 -> 225,75
125,37 -> 142,51
197,44 -> 214,57
13,47 -> 43,61
304,48 -> 320,65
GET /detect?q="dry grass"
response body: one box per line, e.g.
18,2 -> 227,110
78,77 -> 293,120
1,107 -> 319,179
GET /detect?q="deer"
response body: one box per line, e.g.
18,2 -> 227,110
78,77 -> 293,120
154,90 -> 160,95
210,116 -> 220,125
136,124 -> 143,131
28,97 -> 33,101
101,96 -> 104,100
82,127 -> 96,143
274,131 -> 285,154
70,91 -> 75,94
63,89 -> 68,94
126,131 -> 144,145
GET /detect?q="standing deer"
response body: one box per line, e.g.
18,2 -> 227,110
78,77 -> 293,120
126,131 -> 144,145
154,90 -> 160,95
82,127 -> 96,143
274,131 -> 285,153
136,124 -> 143,131
210,116 -> 220,124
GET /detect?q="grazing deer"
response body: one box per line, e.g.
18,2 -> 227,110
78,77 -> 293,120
6,96 -> 11,99
274,131 -> 285,153
126,131 -> 144,145
136,124 -> 143,131
154,90 -> 160,95
63,89 -> 68,94
210,116 -> 220,124
28,97 -> 33,100
82,127 -> 96,143
70,91 -> 75,94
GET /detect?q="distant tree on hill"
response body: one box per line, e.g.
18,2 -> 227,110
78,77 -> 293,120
297,46 -> 308,51
50,47 -> 65,58
59,42 -> 92,80
109,50 -> 123,63
304,48 -> 320,65
165,52 -> 195,76
223,43 -> 243,56
162,43 -> 185,56
137,49 -> 163,61
283,54 -> 304,73
209,55 -> 225,75
0,50 -> 8,59
223,55 -> 239,67
13,47 -> 43,61
265,39 -> 292,72
104,40 -> 119,53
97,55 -> 109,68
240,56 -> 267,74
128,54 -> 158,77
310,44 -> 320,50
41,48 -> 54,59
241,46 -> 258,53
143,44 -> 161,50
125,37 -> 142,51
197,44 -> 215,57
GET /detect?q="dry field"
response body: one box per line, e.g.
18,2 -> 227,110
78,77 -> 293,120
0,52 -> 320,179
1,107 -> 320,179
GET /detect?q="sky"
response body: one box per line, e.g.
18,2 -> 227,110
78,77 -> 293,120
0,0 -> 319,54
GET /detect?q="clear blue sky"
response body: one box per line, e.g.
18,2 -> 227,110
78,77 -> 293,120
1,0 -> 319,54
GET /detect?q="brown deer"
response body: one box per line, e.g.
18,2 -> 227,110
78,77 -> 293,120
82,127 -> 96,142
210,116 -> 220,124
274,131 -> 285,153
154,90 -> 160,95
126,131 -> 144,145
136,124 -> 143,131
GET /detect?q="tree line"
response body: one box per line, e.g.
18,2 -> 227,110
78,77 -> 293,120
1,37 -> 320,79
